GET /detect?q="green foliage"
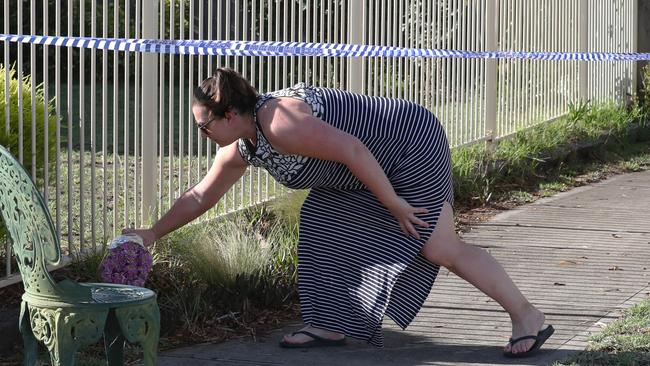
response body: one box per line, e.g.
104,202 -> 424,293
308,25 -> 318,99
639,64 -> 650,124
145,208 -> 299,336
0,64 -> 58,178
567,100 -> 591,130
452,101 -> 645,206
62,249 -> 107,283
0,64 -> 58,245
451,143 -> 494,203
269,190 -> 308,231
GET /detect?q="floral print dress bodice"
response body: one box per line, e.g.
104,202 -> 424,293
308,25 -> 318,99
237,83 -> 330,189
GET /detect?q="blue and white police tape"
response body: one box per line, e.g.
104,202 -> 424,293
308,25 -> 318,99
2,33 -> 650,61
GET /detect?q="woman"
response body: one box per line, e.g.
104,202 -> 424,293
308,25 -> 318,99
124,67 -> 553,357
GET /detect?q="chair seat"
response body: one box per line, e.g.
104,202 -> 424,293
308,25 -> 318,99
23,282 -> 156,308
82,283 -> 157,305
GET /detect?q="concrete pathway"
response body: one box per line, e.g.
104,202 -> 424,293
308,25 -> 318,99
158,170 -> 650,366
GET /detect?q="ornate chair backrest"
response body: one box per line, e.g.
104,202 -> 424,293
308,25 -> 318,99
0,145 -> 62,299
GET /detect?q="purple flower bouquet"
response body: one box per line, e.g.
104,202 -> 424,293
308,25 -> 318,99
100,234 -> 153,287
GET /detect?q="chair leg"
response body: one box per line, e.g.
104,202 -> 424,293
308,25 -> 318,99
19,302 -> 38,366
104,310 -> 125,366
44,307 -> 107,366
115,301 -> 160,366
46,329 -> 77,366
141,305 -> 160,366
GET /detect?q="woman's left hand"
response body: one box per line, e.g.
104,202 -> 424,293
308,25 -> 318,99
386,196 -> 430,240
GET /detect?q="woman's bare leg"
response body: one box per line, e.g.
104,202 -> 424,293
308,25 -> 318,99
421,202 -> 546,355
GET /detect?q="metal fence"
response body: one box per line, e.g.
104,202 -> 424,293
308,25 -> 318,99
0,0 -> 639,286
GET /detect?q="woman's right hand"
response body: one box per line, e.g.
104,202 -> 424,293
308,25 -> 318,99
121,228 -> 157,248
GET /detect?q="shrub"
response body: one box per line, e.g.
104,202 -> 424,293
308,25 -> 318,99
639,64 -> 650,125
0,64 -> 58,175
0,63 -> 58,246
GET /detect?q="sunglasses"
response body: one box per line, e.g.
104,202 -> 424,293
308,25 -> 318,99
197,116 -> 218,132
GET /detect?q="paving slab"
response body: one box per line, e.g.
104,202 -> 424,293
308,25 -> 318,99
158,171 -> 650,366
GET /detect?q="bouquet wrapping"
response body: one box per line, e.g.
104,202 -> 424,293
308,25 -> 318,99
99,233 -> 153,286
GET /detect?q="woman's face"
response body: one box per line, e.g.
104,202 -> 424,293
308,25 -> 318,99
192,104 -> 239,146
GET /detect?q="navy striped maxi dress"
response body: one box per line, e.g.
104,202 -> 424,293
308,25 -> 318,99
237,83 -> 454,347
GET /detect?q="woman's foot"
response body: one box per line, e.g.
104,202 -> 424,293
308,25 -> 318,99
504,304 -> 547,355
281,325 -> 345,346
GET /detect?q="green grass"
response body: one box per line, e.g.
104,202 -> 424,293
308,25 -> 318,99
553,296 -> 650,366
452,101 -> 648,207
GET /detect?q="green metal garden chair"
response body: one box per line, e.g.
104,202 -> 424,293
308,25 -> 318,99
0,145 -> 160,366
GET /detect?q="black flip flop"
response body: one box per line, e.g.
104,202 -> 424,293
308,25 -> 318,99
503,325 -> 555,358
279,330 -> 347,349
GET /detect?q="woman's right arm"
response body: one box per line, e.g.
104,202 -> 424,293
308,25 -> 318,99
123,142 -> 248,246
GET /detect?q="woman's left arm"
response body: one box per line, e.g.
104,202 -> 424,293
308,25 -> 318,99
258,98 -> 430,239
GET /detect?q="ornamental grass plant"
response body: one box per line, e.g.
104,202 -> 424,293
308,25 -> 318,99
145,206 -> 299,338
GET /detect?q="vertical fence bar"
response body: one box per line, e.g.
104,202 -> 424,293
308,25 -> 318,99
197,0 -> 203,183
424,0 -> 430,107
579,0 -> 588,102
207,0 -> 213,194
102,0 -> 108,246
434,0 -> 441,120
142,0 -> 159,225
633,0 -> 638,97
135,0 -> 141,228
123,0 -> 130,231
188,0 -> 194,196
90,0 -> 97,248
168,0 -> 174,211
485,0 -> 498,145
334,0 -> 340,88
4,0 -> 12,277
551,0 -> 557,116
41,0 -> 49,199
157,0 -> 165,221
499,0 -> 508,136
348,0 -> 363,93
266,0 -> 273,201
29,0 -> 35,179
3,0 -> 9,141
17,0 -> 22,165
514,1 -> 521,133
520,0 -> 527,130
179,0 -> 185,202
67,0 -> 74,253
460,0 -> 468,142
290,0 -> 296,86
391,0 -> 398,98
467,0 -> 475,140
112,0 -> 119,241
79,0 -> 86,252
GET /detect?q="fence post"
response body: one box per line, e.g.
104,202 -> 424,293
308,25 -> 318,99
141,0 -> 159,225
632,0 -> 639,97
579,0 -> 588,102
485,0 -> 498,148
347,1 -> 364,93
